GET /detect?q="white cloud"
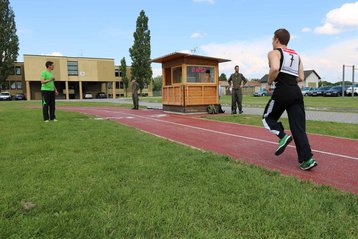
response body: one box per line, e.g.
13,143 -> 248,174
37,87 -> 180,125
178,49 -> 191,54
301,27 -> 312,33
200,38 -> 272,79
191,32 -> 206,39
199,37 -> 358,82
314,2 -> 358,34
301,39 -> 358,82
152,66 -> 162,77
41,52 -> 64,56
193,0 -> 215,4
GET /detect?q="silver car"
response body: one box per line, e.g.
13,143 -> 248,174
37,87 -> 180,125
0,92 -> 12,101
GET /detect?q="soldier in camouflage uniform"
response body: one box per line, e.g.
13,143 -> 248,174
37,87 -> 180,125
228,65 -> 248,114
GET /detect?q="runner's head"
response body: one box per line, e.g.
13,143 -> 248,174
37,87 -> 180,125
273,28 -> 290,47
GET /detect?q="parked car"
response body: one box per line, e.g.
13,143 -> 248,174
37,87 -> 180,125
0,92 -> 12,101
14,93 -> 26,100
345,84 -> 358,96
253,88 -> 272,97
301,87 -> 314,96
306,87 -> 317,96
96,92 -> 107,99
310,86 -> 332,96
324,86 -> 349,97
83,92 -> 93,99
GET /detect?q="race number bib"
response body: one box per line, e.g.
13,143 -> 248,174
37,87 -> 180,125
280,48 -> 299,77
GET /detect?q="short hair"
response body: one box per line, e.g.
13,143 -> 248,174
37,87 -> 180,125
205,69 -> 210,74
235,65 -> 239,69
274,28 -> 290,45
45,61 -> 54,68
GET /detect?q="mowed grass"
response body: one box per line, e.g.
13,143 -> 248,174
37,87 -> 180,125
143,95 -> 358,111
205,114 -> 358,139
0,102 -> 357,238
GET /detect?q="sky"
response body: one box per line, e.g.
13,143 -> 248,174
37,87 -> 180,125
11,0 -> 358,83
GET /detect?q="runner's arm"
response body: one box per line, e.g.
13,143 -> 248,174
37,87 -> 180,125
297,57 -> 304,82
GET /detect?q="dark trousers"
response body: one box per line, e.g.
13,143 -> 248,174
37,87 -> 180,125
231,89 -> 243,113
42,90 -> 56,121
262,97 -> 313,163
132,92 -> 139,109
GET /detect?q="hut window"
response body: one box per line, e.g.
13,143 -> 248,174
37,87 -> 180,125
172,66 -> 182,84
187,66 -> 215,83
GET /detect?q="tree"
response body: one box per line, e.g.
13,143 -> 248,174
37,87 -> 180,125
319,80 -> 334,87
152,75 -> 162,93
219,73 -> 227,81
119,57 -> 129,97
129,10 -> 152,94
0,0 -> 19,89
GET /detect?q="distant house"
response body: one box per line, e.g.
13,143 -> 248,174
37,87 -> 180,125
259,70 -> 321,88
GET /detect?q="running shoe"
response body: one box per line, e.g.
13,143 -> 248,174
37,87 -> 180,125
300,158 -> 317,171
275,134 -> 292,156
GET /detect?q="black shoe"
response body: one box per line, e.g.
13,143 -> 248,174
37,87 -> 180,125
131,107 -> 136,110
231,111 -> 237,115
239,110 -> 243,114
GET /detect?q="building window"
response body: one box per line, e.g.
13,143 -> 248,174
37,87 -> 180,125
10,82 -> 16,90
15,66 -> 21,75
68,61 -> 78,76
172,66 -> 182,84
119,82 -> 124,89
187,66 -> 215,83
115,69 -> 119,77
107,82 -> 112,89
17,81 -> 22,89
115,82 -> 120,88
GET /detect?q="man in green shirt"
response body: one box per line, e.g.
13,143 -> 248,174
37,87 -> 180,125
228,65 -> 248,114
40,61 -> 58,122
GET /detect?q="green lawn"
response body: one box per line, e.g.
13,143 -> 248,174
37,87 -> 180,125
0,102 -> 357,238
205,114 -> 358,139
142,95 -> 358,112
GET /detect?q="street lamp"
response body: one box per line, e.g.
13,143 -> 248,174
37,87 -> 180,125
342,65 -> 356,98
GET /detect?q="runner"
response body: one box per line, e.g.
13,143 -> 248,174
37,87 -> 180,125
262,28 -> 317,170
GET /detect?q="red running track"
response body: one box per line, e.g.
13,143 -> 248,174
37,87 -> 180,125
60,106 -> 358,195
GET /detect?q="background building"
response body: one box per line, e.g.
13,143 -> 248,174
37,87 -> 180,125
259,70 -> 321,89
2,54 -> 153,100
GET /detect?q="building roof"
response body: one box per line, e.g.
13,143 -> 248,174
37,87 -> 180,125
245,81 -> 261,87
259,70 -> 321,83
23,54 -> 114,61
304,70 -> 321,80
151,52 -> 231,64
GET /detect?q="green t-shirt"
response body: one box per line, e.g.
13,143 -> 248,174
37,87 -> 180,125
40,70 -> 55,91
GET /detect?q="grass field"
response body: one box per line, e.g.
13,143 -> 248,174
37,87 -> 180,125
204,114 -> 358,139
142,95 -> 358,112
0,101 -> 357,238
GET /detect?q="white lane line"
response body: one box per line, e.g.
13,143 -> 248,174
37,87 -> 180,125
91,109 -> 358,161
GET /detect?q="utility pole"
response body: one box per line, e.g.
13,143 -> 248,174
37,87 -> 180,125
343,64 -> 356,98
342,65 -> 345,97
352,65 -> 355,98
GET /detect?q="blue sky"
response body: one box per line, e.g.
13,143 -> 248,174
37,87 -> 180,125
12,0 -> 358,82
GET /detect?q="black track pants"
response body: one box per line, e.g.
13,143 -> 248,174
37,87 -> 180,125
42,90 -> 56,121
262,97 -> 313,163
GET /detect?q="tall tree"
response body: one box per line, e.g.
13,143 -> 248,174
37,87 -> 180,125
219,73 -> 227,81
0,0 -> 19,89
129,10 -> 152,94
119,57 -> 129,97
152,75 -> 162,92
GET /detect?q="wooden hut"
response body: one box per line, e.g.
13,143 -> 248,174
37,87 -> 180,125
152,52 -> 230,113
